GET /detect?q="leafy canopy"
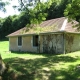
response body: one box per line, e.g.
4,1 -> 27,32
0,0 -> 9,12
64,0 -> 80,22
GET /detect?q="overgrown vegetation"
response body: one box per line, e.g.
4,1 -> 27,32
0,0 -> 80,39
0,0 -> 73,39
0,40 -> 80,80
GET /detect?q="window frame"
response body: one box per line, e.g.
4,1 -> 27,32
32,35 -> 39,47
17,36 -> 22,47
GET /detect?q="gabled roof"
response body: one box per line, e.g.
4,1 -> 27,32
7,17 -> 79,37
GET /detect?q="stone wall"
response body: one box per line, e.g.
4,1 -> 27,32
65,33 -> 80,53
42,34 -> 64,54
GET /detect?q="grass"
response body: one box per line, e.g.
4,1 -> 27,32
0,40 -> 80,80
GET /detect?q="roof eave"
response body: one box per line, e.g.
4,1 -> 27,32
6,31 -> 80,38
65,31 -> 80,34
6,31 -> 66,37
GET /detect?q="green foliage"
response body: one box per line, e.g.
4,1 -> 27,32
0,10 -> 31,39
28,1 -> 50,25
64,0 -> 80,30
0,0 -> 9,12
0,16 -> 13,38
46,0 -> 72,19
0,0 -> 73,39
16,0 -> 72,23
64,0 -> 80,21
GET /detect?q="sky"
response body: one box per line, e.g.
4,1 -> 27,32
0,0 -> 20,18
0,0 -> 47,18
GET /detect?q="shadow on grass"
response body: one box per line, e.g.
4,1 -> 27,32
49,65 -> 80,80
3,54 -> 80,80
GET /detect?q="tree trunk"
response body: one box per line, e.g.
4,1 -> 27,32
0,54 -> 19,80
0,54 -> 6,76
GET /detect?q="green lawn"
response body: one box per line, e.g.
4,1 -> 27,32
0,40 -> 80,80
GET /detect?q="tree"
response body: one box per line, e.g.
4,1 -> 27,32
18,0 -> 41,10
64,0 -> 80,30
28,2 -> 48,24
0,16 -> 13,38
0,12 -> 30,39
0,0 -> 75,39
64,0 -> 80,22
0,0 -> 9,12
12,11 -> 29,30
13,0 -> 53,25
46,0 -> 72,20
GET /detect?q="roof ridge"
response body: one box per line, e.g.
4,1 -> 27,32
60,18 -> 67,31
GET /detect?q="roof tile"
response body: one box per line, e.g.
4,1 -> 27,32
7,17 -> 79,37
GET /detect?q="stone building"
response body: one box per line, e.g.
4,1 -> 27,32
7,17 -> 80,54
